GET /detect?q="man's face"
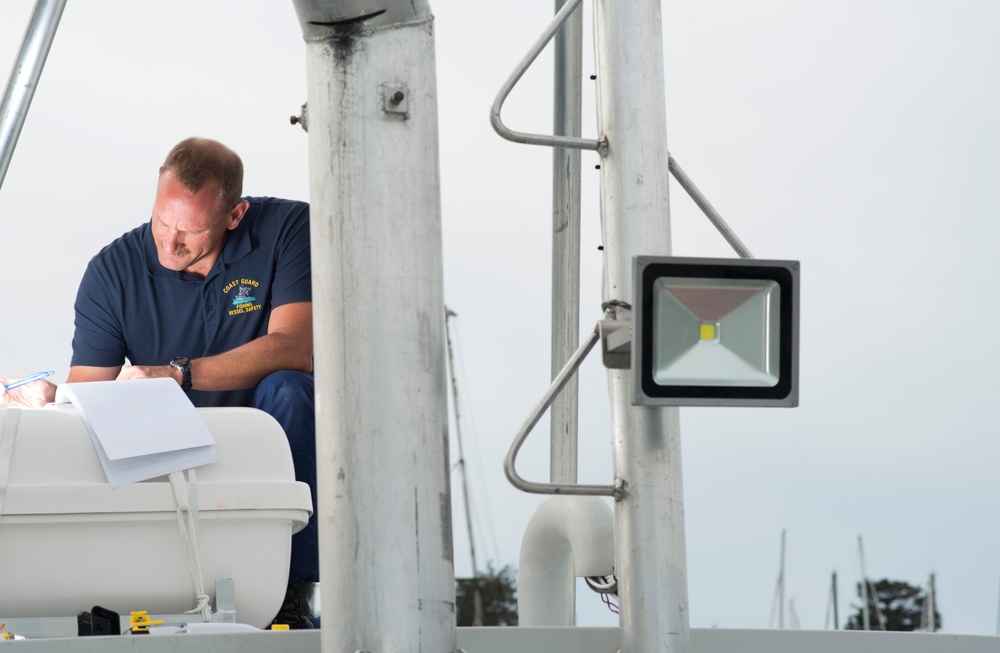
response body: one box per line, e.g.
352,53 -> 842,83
151,171 -> 232,276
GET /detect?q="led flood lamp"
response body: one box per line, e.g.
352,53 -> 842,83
632,256 -> 799,407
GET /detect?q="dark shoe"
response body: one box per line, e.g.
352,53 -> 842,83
271,580 -> 315,629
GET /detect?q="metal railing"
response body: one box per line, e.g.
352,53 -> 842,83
0,0 -> 68,193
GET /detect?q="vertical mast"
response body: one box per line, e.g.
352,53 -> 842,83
549,0 -> 583,489
926,573 -> 935,632
445,309 -> 478,577
549,0 -> 584,626
832,571 -> 839,629
858,536 -> 870,631
291,1 -> 455,652
445,308 -> 483,626
593,0 -> 689,650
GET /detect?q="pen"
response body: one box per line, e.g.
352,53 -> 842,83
3,371 -> 55,393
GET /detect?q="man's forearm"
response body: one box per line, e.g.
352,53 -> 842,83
186,331 -> 313,391
112,302 -> 313,391
116,332 -> 312,391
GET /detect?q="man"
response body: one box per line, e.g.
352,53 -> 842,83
1,137 -> 318,629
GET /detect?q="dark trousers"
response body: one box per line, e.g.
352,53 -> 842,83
252,370 -> 318,583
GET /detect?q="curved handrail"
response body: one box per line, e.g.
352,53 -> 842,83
488,0 -> 755,259
489,0 -> 608,155
503,325 -> 618,497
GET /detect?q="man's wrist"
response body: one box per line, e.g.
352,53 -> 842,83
169,357 -> 192,391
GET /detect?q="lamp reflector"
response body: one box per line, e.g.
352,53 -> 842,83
652,277 -> 779,387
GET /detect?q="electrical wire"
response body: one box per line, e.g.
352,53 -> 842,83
586,574 -> 620,616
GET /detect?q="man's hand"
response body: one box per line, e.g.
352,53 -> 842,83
0,378 -> 57,407
117,365 -> 181,385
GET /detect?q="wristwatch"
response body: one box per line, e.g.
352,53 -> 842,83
169,356 -> 192,391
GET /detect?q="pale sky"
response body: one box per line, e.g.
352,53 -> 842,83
2,0 -> 999,635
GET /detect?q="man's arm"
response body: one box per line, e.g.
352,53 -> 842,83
117,301 -> 313,391
68,366 -> 122,383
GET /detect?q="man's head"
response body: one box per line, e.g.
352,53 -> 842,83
151,137 -> 250,277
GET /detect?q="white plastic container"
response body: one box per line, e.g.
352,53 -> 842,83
0,406 -> 312,628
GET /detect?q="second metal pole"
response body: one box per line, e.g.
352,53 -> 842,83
594,0 -> 690,650
549,0 -> 583,488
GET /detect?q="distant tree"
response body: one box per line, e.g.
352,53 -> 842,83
455,563 -> 518,626
845,578 -> 941,631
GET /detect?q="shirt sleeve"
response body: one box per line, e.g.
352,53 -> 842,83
270,200 -> 312,308
70,256 -> 128,368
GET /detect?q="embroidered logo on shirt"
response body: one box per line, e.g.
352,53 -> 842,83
233,286 -> 254,305
223,278 -> 262,316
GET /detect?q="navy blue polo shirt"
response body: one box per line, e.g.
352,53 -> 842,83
71,197 -> 311,408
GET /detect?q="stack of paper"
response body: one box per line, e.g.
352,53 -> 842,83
56,378 -> 217,488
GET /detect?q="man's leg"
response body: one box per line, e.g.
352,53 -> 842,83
253,370 -> 318,627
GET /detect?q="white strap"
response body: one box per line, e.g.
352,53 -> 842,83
169,469 -> 211,621
0,408 -> 20,518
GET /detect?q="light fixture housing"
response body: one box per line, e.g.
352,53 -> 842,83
632,256 -> 799,407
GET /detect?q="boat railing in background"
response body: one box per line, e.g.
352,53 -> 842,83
0,0 -> 68,193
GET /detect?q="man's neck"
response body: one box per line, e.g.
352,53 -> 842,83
182,250 -> 222,279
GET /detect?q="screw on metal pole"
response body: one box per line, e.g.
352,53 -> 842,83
289,102 -> 308,132
380,83 -> 409,119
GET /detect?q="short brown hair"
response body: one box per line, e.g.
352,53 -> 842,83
161,137 -> 244,211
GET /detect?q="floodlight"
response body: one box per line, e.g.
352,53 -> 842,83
632,256 -> 799,407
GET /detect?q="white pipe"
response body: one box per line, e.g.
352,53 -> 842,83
517,496 -> 615,626
297,5 -> 455,653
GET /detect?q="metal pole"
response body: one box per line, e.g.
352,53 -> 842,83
593,0 -> 689,650
445,309 -> 478,577
550,0 -> 582,489
550,0 -> 583,624
291,2 -> 455,652
0,0 -> 68,193
832,571 -> 839,629
859,536 -> 870,631
445,308 -> 483,626
927,573 -> 935,632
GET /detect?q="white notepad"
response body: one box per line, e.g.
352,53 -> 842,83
55,378 -> 218,488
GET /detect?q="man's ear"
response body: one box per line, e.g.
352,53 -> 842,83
227,200 -> 251,230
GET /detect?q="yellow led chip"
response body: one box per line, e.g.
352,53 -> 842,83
699,323 -> 716,340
